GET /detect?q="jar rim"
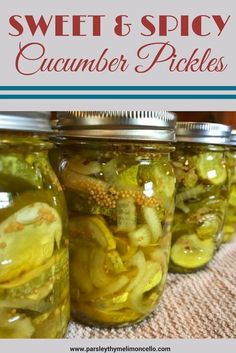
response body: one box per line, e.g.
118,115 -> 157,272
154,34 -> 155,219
54,111 -> 177,142
176,121 -> 231,145
0,112 -> 52,133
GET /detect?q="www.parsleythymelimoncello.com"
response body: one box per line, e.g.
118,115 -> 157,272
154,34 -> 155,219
69,346 -> 171,353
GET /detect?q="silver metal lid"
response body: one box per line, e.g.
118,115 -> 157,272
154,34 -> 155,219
0,112 -> 52,132
229,129 -> 236,146
55,111 -> 176,142
176,121 -> 231,145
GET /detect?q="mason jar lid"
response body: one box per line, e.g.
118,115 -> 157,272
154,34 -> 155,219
0,112 -> 52,133
176,121 -> 231,145
229,130 -> 236,146
55,111 -> 176,142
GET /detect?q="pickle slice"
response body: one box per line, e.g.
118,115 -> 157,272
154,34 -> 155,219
117,165 -> 139,187
116,198 -> 136,232
114,236 -> 137,261
0,202 -> 62,283
170,233 -> 215,269
196,153 -> 227,185
70,244 -> 94,296
196,215 -> 220,240
32,300 -> 69,338
0,155 -> 43,191
0,309 -> 35,338
128,224 -> 152,247
102,159 -> 118,183
138,161 -> 175,199
0,256 -> 55,290
0,248 -> 66,291
143,266 -> 162,293
126,250 -> 146,292
91,274 -> 129,298
0,190 -> 63,224
74,302 -> 140,325
129,260 -> 162,314
69,216 -> 116,250
106,250 -> 126,273
68,156 -> 101,175
142,207 -> 162,242
89,248 -> 113,288
0,298 -> 51,313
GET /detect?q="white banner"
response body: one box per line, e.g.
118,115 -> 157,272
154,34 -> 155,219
0,339 -> 235,353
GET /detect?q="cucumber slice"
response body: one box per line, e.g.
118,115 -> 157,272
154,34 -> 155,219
0,155 -> 43,191
102,159 -> 118,183
0,248 -> 68,317
142,207 -> 162,242
114,236 -> 137,261
92,275 -> 129,298
0,256 -> 55,292
196,215 -> 220,240
148,248 -> 167,272
90,289 -> 129,313
170,233 -> 215,269
68,216 -> 116,250
89,248 -> 112,288
138,161 -> 175,199
126,250 -> 146,292
129,261 -> 162,314
0,310 -> 35,338
68,156 -> 101,175
117,165 -> 139,187
175,200 -> 190,213
183,168 -> 198,188
143,265 -> 162,292
128,224 -> 152,247
196,153 -> 227,185
70,246 -> 94,294
74,302 -> 140,325
116,198 -> 136,232
112,292 -> 129,304
0,190 -> 63,224
0,298 -> 51,313
106,250 -> 126,273
32,300 -> 70,338
176,184 -> 205,202
0,202 -> 62,283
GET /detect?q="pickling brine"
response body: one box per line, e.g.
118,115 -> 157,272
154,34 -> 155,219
170,143 -> 228,273
52,141 -> 176,327
0,134 -> 69,338
223,148 -> 236,242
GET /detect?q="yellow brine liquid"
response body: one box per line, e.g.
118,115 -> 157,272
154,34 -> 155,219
0,135 -> 70,338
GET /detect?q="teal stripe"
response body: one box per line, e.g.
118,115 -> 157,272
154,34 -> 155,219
0,86 -> 236,91
0,94 -> 236,99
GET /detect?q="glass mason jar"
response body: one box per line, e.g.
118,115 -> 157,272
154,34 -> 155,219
223,130 -> 236,242
169,122 -> 231,273
0,112 -> 70,338
51,111 -> 176,327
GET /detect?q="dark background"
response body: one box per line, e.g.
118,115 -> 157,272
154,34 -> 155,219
177,112 -> 236,127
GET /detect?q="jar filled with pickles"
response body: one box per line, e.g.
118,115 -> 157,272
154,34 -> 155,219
52,111 -> 176,327
169,122 -> 231,273
0,112 -> 70,338
223,130 -> 236,242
